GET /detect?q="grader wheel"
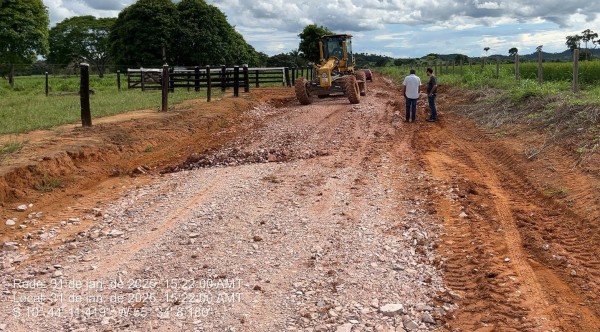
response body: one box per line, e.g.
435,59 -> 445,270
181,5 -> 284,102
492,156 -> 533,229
295,77 -> 312,105
345,75 -> 360,104
354,71 -> 367,96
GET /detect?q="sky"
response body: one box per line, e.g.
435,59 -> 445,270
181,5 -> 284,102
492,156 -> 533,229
42,0 -> 600,58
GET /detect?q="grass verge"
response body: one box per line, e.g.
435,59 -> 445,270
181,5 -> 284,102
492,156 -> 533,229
0,139 -> 27,159
0,74 -> 224,135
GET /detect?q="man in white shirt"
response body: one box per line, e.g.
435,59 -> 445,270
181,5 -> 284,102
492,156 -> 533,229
402,69 -> 421,122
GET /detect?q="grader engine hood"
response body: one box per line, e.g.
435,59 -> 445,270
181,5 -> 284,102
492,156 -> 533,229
317,58 -> 336,87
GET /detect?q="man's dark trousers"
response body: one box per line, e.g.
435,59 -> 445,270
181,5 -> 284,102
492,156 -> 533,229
428,94 -> 437,120
406,97 -> 417,121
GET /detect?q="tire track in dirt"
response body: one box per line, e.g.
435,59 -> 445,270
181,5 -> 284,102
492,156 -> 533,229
444,117 -> 600,321
418,115 -> 600,331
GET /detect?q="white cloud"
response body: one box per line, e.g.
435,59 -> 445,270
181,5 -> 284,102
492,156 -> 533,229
42,0 -> 600,58
476,1 -> 500,10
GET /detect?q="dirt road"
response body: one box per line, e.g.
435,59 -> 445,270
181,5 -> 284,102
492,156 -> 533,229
1,75 -> 599,332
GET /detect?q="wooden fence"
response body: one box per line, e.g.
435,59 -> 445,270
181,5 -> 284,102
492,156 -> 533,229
398,53 -> 589,92
126,66 -> 316,92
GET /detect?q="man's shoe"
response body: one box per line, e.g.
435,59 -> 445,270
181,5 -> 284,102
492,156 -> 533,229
426,118 -> 436,122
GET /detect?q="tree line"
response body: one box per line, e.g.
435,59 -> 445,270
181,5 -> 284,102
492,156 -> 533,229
478,29 -> 599,64
0,0 -> 262,86
1,0 -> 394,87
1,0 -> 389,88
565,29 -> 599,60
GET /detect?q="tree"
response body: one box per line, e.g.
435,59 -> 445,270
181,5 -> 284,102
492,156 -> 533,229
425,53 -> 438,61
255,52 -> 269,67
536,45 -> 543,53
48,16 -> 115,77
375,58 -> 389,67
508,47 -> 518,57
175,0 -> 259,66
565,35 -> 582,54
581,29 -> 598,60
483,47 -> 490,65
109,0 -> 179,68
354,53 -> 392,68
289,49 -> 307,67
0,0 -> 49,87
454,54 -> 469,63
266,53 -> 297,68
298,24 -> 333,63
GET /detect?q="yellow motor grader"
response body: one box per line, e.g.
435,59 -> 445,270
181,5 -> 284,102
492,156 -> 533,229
295,34 -> 366,105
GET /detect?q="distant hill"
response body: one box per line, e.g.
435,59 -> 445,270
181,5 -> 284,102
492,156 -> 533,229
349,49 -> 599,68
429,49 -> 600,62
485,49 -> 600,61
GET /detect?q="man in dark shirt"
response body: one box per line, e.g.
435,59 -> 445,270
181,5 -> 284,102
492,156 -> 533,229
426,67 -> 438,122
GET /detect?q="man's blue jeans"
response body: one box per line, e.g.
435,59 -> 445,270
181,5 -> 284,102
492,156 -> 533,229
428,94 -> 437,120
405,97 -> 417,121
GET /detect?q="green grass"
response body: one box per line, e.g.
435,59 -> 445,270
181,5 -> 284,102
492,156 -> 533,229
0,139 -> 27,159
542,187 -> 570,198
520,61 -> 600,84
375,63 -> 600,161
0,74 -> 223,135
376,62 -> 600,106
33,173 -> 64,192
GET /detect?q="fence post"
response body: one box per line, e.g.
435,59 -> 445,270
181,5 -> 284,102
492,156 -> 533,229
284,67 -> 290,86
169,67 -> 174,92
221,65 -> 227,92
45,72 -> 49,96
80,63 -> 92,127
573,49 -> 579,93
140,68 -> 145,92
186,70 -> 191,91
514,54 -> 520,80
243,64 -> 249,93
452,61 -> 455,77
233,66 -> 240,97
117,70 -> 121,91
538,51 -> 543,85
255,70 -> 260,87
206,65 -> 212,102
161,64 -> 169,112
127,70 -> 131,89
194,66 -> 200,92
496,57 -> 500,78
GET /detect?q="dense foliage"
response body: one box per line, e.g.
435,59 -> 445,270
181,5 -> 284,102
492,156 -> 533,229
0,0 -> 49,86
175,0 -> 259,66
266,51 -> 309,68
48,16 -> 115,77
298,24 -> 333,63
109,0 -> 179,67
